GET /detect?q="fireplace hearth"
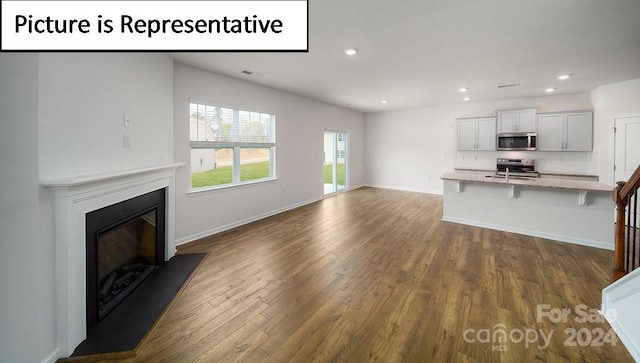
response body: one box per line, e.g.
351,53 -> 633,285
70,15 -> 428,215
85,188 -> 166,331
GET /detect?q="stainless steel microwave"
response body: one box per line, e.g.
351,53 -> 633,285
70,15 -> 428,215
496,132 -> 537,151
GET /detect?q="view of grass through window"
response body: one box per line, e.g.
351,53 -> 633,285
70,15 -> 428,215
190,103 -> 275,190
192,160 -> 271,188
323,163 -> 346,185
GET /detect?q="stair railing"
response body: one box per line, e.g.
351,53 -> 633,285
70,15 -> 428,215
613,164 -> 640,281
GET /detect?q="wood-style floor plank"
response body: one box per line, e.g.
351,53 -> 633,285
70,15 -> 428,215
113,187 -> 632,363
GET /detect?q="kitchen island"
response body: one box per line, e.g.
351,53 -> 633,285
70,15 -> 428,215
441,172 -> 615,249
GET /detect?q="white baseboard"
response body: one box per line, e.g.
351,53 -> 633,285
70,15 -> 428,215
175,195 -> 325,246
176,183 -> 373,247
348,183 -> 367,191
442,215 -> 614,250
364,183 -> 443,196
322,183 -> 367,198
41,348 -> 60,363
176,182 -> 375,247
602,268 -> 640,361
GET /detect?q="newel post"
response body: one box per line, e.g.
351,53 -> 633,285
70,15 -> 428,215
613,181 -> 628,281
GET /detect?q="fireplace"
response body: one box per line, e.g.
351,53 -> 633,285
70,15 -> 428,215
85,188 -> 166,331
41,162 -> 183,357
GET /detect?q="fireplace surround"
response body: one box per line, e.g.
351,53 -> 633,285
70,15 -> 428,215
41,163 -> 183,357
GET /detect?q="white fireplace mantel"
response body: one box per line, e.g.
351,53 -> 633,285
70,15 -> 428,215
41,162 -> 184,358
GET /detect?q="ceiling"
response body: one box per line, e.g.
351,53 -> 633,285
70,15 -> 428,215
171,0 -> 640,113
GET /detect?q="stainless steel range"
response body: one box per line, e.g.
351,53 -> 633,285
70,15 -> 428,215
494,158 -> 539,178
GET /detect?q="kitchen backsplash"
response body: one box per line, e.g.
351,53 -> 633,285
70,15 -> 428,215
456,150 -> 591,174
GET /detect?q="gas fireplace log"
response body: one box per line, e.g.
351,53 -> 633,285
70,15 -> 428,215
98,272 -> 117,300
119,262 -> 144,273
112,271 -> 135,290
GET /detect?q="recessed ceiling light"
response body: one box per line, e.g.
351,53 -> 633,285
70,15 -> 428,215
545,88 -> 556,93
459,88 -> 469,93
557,74 -> 571,80
344,48 -> 358,56
381,99 -> 388,104
463,96 -> 471,101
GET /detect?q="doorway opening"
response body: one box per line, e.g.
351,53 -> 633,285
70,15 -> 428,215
324,131 -> 347,195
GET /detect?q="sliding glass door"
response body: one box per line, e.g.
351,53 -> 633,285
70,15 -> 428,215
324,131 -> 347,195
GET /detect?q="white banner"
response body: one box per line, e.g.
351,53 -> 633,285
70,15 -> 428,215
1,0 -> 308,51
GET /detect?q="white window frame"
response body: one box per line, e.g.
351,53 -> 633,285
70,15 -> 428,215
189,102 -> 276,192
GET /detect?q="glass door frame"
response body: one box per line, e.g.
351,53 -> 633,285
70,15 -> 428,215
323,130 -> 348,195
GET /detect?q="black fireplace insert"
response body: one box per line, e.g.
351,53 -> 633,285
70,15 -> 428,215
85,188 -> 166,331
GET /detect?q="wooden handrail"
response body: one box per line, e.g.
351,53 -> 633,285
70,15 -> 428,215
613,163 -> 640,281
619,164 -> 640,201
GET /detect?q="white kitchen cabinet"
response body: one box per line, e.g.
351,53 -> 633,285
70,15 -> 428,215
566,113 -> 593,151
458,119 -> 477,150
537,114 -> 564,150
537,111 -> 593,151
457,117 -> 496,151
497,108 -> 537,133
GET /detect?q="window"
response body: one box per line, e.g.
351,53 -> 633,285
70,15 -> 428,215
189,102 -> 276,190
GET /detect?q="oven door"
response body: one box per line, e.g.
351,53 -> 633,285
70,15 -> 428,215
497,133 -> 537,151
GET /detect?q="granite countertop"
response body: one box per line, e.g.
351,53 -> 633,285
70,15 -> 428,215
442,172 -> 613,193
538,171 -> 600,178
453,168 -> 599,179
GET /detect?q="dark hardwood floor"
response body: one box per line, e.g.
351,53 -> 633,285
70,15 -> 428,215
121,187 -> 632,362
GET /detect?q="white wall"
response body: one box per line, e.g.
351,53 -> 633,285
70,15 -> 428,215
173,63 -> 364,243
590,78 -> 640,184
364,93 -> 594,194
1,53 -> 175,363
38,53 -> 174,180
0,54 -> 56,363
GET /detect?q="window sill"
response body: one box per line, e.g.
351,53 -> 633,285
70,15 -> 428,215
187,178 -> 278,196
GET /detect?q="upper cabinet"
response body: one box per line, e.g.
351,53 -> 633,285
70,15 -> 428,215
537,111 -> 593,151
457,117 -> 496,151
496,108 -> 537,133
